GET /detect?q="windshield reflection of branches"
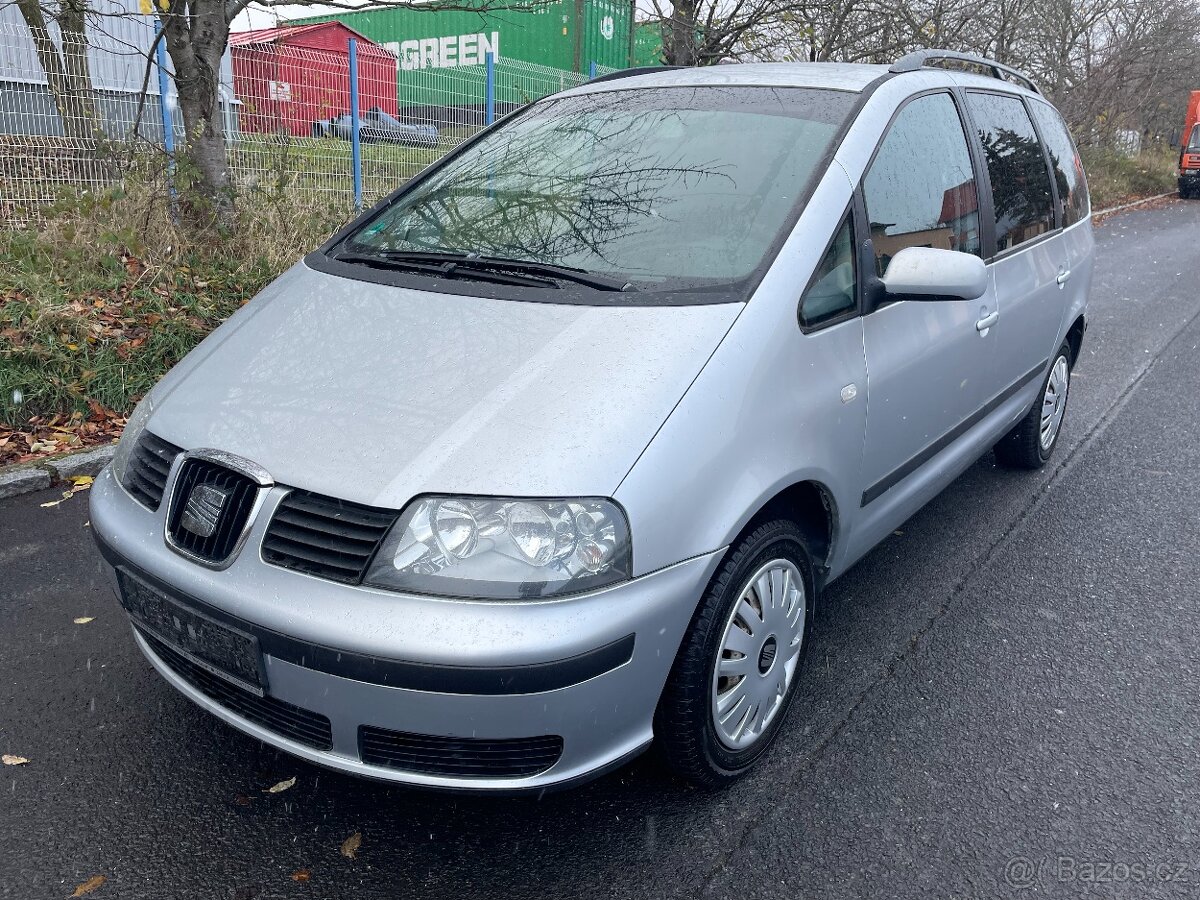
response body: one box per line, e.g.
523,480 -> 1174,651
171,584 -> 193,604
373,106 -> 732,273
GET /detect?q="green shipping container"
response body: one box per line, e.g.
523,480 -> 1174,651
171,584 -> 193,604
633,21 -> 665,67
296,1 -> 634,108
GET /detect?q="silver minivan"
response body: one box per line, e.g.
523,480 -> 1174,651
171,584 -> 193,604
91,51 -> 1093,791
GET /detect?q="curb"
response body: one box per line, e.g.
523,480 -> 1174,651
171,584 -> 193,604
1092,190 -> 1178,219
0,444 -> 116,501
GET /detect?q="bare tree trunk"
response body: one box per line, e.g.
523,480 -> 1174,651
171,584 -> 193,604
159,4 -> 235,230
662,0 -> 699,66
15,0 -> 97,143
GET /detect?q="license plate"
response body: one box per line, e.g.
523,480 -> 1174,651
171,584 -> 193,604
116,568 -> 267,696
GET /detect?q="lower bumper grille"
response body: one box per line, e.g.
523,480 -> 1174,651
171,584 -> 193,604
140,629 -> 333,751
359,726 -> 563,778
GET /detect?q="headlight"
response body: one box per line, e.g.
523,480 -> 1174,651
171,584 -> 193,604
110,394 -> 155,487
364,496 -> 632,600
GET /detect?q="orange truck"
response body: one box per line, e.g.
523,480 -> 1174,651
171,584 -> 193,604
1180,90 -> 1200,198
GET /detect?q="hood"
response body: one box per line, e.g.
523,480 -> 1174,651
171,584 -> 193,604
148,262 -> 741,508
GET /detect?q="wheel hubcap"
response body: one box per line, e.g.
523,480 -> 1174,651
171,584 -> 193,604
1040,356 -> 1070,450
711,559 -> 806,751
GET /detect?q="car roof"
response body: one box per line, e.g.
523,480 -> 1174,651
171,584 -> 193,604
561,61 -> 1047,106
563,62 -> 892,96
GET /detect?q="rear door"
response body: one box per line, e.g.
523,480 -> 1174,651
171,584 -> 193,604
856,90 -> 994,515
962,91 -> 1065,396
1027,100 -> 1095,338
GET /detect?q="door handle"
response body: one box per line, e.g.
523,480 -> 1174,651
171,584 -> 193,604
976,310 -> 999,333
1056,269 -> 1072,286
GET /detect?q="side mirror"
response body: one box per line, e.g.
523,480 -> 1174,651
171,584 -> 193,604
881,246 -> 987,301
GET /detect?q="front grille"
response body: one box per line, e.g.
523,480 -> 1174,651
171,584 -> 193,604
359,726 -> 563,778
140,629 -> 333,750
262,490 -> 397,584
122,431 -> 183,510
166,459 -> 260,564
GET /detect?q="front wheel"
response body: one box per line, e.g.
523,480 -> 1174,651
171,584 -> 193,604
994,341 -> 1072,469
655,519 -> 815,787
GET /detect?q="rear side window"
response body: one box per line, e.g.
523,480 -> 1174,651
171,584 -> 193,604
799,212 -> 856,329
965,92 -> 1055,251
862,92 -> 981,278
1029,101 -> 1090,226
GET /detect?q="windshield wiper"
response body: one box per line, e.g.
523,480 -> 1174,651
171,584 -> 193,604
330,252 -> 554,288
337,249 -> 636,292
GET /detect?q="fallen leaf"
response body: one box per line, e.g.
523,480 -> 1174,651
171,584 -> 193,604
291,869 -> 312,882
264,776 -> 296,794
340,831 -> 362,860
69,475 -> 94,488
2,754 -> 30,765
74,617 -> 95,625
71,875 -> 106,896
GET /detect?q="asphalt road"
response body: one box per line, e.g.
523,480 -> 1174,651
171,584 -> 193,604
3,199 -> 1199,900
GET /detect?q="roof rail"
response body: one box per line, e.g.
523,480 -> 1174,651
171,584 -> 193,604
587,65 -> 684,85
890,50 -> 1041,95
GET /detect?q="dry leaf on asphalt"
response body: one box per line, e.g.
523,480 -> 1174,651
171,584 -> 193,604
71,874 -> 106,896
264,776 -> 296,793
340,832 -> 362,860
291,869 -> 312,883
74,617 -> 95,625
2,754 -> 29,766
69,475 -> 95,488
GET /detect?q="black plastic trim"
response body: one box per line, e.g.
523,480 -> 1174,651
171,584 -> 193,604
359,726 -> 563,778
796,202 -> 858,333
587,65 -> 684,84
95,534 -> 636,695
860,358 -> 1048,506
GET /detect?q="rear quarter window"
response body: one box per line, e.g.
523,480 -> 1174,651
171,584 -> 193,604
1029,101 -> 1091,226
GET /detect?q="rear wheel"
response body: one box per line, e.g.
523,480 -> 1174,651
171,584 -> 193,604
655,519 -> 814,787
994,341 -> 1072,469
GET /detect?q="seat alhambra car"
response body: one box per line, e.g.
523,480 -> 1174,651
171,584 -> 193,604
91,50 -> 1093,791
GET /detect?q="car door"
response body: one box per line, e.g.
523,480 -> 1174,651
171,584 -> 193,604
853,90 -> 996,548
962,90 -> 1066,396
1027,99 -> 1096,341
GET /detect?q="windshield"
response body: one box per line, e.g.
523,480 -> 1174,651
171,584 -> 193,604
333,86 -> 856,303
1189,123 -> 1200,151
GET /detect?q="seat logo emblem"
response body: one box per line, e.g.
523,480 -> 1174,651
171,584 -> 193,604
180,483 -> 229,538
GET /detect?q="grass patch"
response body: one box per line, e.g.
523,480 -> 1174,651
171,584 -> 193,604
1081,143 -> 1179,210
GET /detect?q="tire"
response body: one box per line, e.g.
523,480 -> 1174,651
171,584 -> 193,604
655,519 -> 815,788
994,341 -> 1072,469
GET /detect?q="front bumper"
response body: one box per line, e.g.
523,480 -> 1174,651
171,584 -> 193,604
89,466 -> 721,792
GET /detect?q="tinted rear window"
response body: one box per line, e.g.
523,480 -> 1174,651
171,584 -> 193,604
333,86 -> 856,304
965,92 -> 1055,252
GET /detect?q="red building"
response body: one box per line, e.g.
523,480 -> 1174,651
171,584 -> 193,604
230,22 -> 398,137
